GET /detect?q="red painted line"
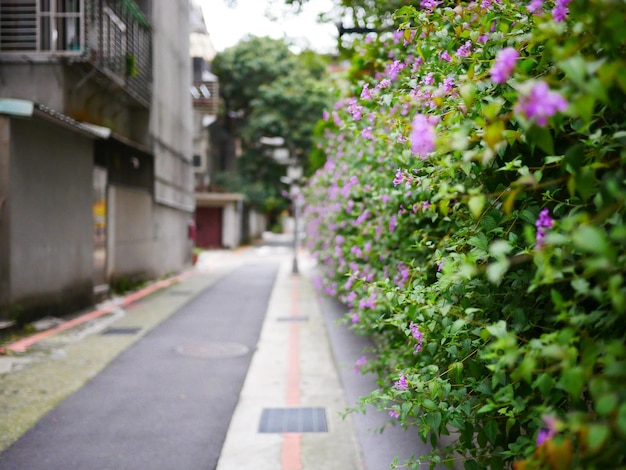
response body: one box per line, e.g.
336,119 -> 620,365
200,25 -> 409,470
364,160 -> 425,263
6,270 -> 195,353
281,433 -> 302,470
6,305 -> 117,353
282,275 -> 302,470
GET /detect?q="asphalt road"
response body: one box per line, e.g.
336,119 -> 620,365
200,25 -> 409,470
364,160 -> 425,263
0,262 -> 279,470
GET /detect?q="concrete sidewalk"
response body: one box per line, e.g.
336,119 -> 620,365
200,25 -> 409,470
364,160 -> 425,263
216,255 -> 364,470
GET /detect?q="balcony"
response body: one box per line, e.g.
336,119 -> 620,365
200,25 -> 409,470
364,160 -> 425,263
0,0 -> 151,108
191,56 -> 218,117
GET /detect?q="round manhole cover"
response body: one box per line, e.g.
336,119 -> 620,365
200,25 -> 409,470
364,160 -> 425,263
174,341 -> 250,358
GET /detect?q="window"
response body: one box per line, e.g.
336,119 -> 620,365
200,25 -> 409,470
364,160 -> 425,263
0,0 -> 82,53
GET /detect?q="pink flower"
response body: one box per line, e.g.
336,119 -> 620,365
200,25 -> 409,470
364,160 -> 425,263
515,82 -> 568,126
410,322 -> 424,353
420,0 -> 442,10
360,83 -> 373,100
527,0 -> 543,13
552,0 -> 571,21
376,78 -> 392,90
455,40 -> 472,57
361,127 -> 375,140
389,410 -> 400,419
440,50 -> 452,62
536,415 -> 557,445
394,374 -> 408,390
421,73 -> 435,86
490,47 -> 519,84
386,59 -> 406,81
393,169 -> 405,187
389,215 -> 397,233
410,114 -> 437,158
535,208 -> 554,248
355,355 -> 367,373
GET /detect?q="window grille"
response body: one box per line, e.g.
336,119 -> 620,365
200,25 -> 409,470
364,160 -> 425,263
0,0 -> 152,108
0,0 -> 82,53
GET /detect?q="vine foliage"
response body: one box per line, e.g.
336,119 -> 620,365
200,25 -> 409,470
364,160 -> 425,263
303,0 -> 626,468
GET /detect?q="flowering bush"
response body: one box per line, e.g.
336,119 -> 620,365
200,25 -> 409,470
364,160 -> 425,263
304,0 -> 626,468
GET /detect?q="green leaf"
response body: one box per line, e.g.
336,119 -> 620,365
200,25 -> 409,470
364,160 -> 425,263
559,366 -> 585,398
460,82 -> 476,108
586,425 -> 610,454
534,373 -> 556,396
489,240 -> 513,258
617,403 -> 626,437
486,320 -> 507,338
559,56 -> 587,88
511,354 -> 536,383
487,259 -> 510,285
575,168 -> 596,202
527,125 -> 554,155
468,233 -> 489,251
468,195 -> 486,219
574,94 -> 596,125
477,402 -> 497,414
595,393 -> 618,417
484,420 -> 499,445
485,121 -> 505,150
572,225 -> 610,256
451,319 -> 467,335
571,277 -> 590,295
464,460 -> 480,470
427,411 -> 442,432
563,144 -> 585,174
482,215 -> 498,233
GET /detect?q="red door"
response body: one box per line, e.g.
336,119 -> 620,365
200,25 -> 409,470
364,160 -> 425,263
195,207 -> 222,248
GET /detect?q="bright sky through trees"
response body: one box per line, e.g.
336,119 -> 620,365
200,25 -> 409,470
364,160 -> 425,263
199,0 -> 338,53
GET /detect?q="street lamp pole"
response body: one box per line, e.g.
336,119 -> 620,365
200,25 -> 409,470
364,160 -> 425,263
260,136 -> 302,276
291,185 -> 299,275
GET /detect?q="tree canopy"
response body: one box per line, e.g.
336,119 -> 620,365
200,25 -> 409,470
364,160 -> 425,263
210,36 -> 335,222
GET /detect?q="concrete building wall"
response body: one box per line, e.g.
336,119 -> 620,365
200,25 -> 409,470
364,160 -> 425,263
248,212 -> 267,241
152,204 -> 194,271
222,202 -> 240,249
149,0 -> 194,274
107,185 -> 154,282
0,64 -> 66,111
0,117 -> 12,310
4,118 -> 93,320
151,0 -> 193,208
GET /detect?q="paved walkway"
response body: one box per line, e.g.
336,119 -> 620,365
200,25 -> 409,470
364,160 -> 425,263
0,237 -> 430,469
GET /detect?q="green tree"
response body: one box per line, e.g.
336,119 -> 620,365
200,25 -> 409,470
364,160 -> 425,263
211,36 -> 335,222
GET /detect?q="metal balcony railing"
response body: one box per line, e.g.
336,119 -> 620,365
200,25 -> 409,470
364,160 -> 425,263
84,0 -> 151,107
0,0 -> 151,108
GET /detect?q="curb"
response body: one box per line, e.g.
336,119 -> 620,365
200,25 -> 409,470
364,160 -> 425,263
6,270 -> 196,354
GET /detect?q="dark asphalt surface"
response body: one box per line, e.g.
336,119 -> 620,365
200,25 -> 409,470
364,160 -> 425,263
0,263 -> 279,470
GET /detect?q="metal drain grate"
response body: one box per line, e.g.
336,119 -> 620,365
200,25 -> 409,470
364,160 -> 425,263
277,316 -> 309,322
258,407 -> 328,433
100,327 -> 142,335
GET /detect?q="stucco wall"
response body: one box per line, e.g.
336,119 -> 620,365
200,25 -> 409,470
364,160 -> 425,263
7,118 -> 93,319
0,64 -> 66,111
108,186 -> 193,282
151,204 -> 194,273
148,0 -> 195,274
248,211 -> 267,241
107,185 -> 154,281
151,0 -> 194,211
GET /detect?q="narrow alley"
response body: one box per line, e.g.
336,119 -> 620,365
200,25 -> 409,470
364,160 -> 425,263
0,235 -> 425,470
